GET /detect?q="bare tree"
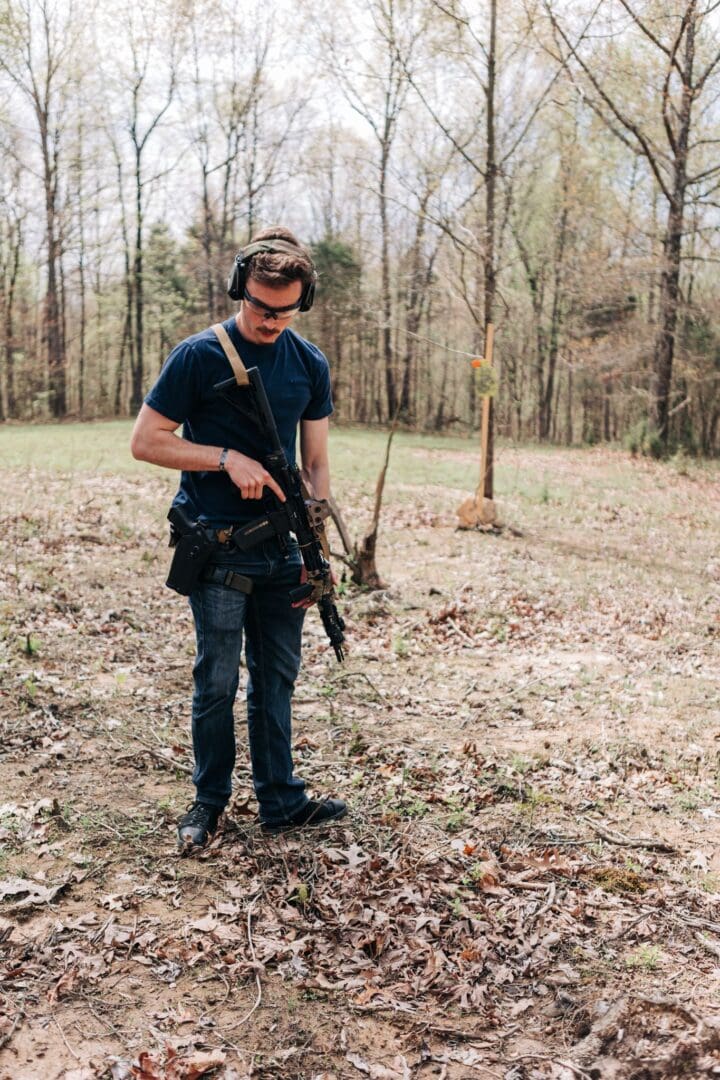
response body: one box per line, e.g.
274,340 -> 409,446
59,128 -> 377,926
0,0 -> 83,415
101,2 -> 179,412
0,158 -> 27,419
183,11 -> 267,321
541,0 -> 720,445
128,14 -> 177,411
403,0 -> 567,493
316,0 -> 428,418
511,113 -> 577,441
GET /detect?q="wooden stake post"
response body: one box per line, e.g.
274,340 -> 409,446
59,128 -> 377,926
456,322 -> 498,529
477,323 -> 494,509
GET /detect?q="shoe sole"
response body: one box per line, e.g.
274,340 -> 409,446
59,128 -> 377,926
261,806 -> 348,836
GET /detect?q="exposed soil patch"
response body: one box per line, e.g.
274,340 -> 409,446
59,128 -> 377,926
1,447 -> 719,1079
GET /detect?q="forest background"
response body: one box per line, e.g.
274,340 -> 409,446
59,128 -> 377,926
1,0 -> 720,456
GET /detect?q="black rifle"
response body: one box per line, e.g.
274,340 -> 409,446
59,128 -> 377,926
214,368 -> 346,661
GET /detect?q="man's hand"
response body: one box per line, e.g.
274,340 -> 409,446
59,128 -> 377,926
224,450 -> 286,502
291,565 -> 338,609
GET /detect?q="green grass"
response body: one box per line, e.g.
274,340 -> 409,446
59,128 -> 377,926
625,944 -> 663,971
0,419 -> 494,491
0,419 -> 150,474
2,419 -> 718,508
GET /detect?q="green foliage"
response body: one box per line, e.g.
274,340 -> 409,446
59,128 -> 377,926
22,674 -> 37,699
625,944 -> 662,972
146,224 -> 192,301
311,236 -> 362,300
681,312 -> 720,367
445,808 -> 467,833
144,224 -> 201,369
307,235 -> 363,393
398,797 -> 430,819
392,633 -> 409,657
624,419 -> 665,460
23,633 -> 41,656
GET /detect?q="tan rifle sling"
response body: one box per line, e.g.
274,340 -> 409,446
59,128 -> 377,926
211,322 -> 250,386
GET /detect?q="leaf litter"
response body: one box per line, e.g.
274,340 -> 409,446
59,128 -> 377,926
0,450 -> 719,1078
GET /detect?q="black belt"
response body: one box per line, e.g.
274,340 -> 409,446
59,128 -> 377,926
200,565 -> 253,594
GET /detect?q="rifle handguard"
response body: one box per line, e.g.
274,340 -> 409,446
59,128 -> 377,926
289,582 -> 315,604
289,571 -> 328,606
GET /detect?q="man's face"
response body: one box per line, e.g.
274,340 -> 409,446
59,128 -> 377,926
236,275 -> 303,345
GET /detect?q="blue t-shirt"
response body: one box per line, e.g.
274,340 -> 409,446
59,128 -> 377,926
145,317 -> 333,527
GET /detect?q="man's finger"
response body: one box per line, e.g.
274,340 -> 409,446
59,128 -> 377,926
265,475 -> 286,502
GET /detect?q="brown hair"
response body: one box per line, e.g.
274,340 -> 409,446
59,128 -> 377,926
247,226 -> 315,289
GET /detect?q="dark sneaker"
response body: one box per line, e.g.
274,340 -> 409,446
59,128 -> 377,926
177,802 -> 221,849
262,798 -> 348,835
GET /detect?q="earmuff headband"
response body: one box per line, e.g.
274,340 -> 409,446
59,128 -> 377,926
227,240 -> 317,311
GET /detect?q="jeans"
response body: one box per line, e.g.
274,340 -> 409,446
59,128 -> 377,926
188,536 -> 308,825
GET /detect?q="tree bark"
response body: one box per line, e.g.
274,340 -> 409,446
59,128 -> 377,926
132,144 -> 145,412
483,0 -> 497,498
38,106 -> 65,415
652,8 -> 695,443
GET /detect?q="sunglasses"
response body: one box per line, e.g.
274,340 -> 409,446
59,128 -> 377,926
243,286 -> 302,321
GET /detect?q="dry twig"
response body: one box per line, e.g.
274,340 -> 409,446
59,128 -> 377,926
229,897 -> 263,1030
580,816 -> 676,853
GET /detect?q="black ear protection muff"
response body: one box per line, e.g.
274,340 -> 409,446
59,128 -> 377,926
227,239 -> 317,311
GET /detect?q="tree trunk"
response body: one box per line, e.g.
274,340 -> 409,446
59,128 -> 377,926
351,420 -> 399,589
131,146 -> 145,412
652,9 -> 695,444
75,113 -> 87,417
540,191 -> 568,439
2,220 -> 22,419
482,0 -> 497,499
653,200 -> 685,443
379,141 -> 396,418
41,127 -> 65,416
201,164 -> 215,322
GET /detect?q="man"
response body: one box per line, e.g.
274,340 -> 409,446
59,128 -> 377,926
131,226 -> 347,847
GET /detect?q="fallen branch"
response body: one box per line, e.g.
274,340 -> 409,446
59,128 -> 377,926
446,617 -> 476,645
606,912 -> 650,942
229,897 -> 263,1031
143,747 -> 194,775
695,931 -> 720,961
117,744 -> 194,776
331,669 -> 387,701
581,816 -> 676,853
53,1015 -> 80,1060
672,911 -> 720,935
0,1002 -> 25,1052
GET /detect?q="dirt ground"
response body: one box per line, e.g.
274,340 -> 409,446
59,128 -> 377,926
1,444 -> 719,1079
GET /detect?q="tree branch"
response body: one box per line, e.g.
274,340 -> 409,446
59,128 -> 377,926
543,0 -> 673,203
617,0 -> 684,71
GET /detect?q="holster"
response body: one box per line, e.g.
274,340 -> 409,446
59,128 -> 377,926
165,506 -> 218,596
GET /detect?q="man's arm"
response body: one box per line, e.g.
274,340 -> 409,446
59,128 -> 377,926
299,417 -> 330,500
130,403 -> 285,502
